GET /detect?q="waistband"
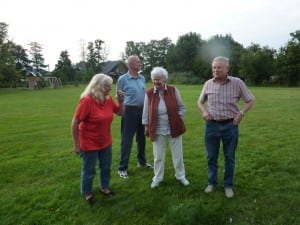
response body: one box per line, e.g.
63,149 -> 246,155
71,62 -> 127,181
209,118 -> 233,124
125,105 -> 144,109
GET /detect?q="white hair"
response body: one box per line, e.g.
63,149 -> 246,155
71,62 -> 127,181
212,56 -> 229,66
80,73 -> 113,102
127,55 -> 140,66
150,67 -> 168,81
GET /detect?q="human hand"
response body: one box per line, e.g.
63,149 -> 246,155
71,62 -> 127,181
73,146 -> 80,155
202,112 -> 213,121
117,90 -> 125,102
233,113 -> 242,125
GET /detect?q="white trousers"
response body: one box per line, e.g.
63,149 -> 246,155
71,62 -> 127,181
152,134 -> 186,183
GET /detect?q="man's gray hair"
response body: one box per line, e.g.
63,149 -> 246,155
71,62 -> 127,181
213,56 -> 229,66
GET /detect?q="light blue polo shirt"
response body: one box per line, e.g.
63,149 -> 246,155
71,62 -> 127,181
116,72 -> 145,106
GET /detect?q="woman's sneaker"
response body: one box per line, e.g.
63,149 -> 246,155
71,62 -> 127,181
118,170 -> 128,179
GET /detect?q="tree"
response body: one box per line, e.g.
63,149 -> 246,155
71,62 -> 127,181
124,41 -> 146,61
276,30 -> 300,86
94,39 -> 104,66
9,42 -> 30,72
0,22 -> 22,87
239,44 -> 276,85
86,39 -> 105,76
144,38 -> 172,71
0,22 -> 8,44
123,38 -> 172,79
28,41 -> 47,73
52,50 -> 75,83
166,32 -> 202,73
200,34 -> 244,77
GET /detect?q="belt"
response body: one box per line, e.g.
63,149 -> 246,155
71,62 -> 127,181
210,118 -> 233,124
125,105 -> 143,109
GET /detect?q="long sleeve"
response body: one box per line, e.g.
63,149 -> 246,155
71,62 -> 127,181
175,87 -> 186,116
142,94 -> 149,125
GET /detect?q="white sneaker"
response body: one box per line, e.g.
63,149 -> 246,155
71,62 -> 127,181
150,181 -> 160,188
204,185 -> 215,193
225,188 -> 234,198
178,178 -> 190,186
137,162 -> 153,169
118,170 -> 128,179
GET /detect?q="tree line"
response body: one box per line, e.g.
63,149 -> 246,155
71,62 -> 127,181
0,22 -> 299,87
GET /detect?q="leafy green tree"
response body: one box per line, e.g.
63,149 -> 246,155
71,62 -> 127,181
166,32 -> 202,73
142,38 -> 172,77
28,41 -> 47,73
86,39 -> 105,76
52,50 -> 75,83
86,41 -> 96,76
239,43 -> 276,85
124,39 -> 172,79
124,41 -> 146,60
276,30 -> 300,86
0,47 -> 21,87
9,42 -> 30,72
94,39 -> 104,68
0,22 -> 22,87
0,22 -> 8,44
200,34 -> 244,77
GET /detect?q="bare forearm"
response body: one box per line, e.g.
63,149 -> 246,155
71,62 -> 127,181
240,99 -> 255,115
71,117 -> 80,152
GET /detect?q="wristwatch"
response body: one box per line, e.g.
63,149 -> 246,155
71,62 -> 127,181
239,110 -> 244,116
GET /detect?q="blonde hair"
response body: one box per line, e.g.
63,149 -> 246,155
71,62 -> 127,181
80,73 -> 113,102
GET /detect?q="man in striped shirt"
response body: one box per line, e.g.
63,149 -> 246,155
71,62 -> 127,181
198,56 -> 254,198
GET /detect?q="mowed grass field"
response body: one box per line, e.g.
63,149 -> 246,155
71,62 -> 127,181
0,85 -> 299,225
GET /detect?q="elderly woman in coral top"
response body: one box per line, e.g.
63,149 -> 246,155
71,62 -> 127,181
71,73 -> 124,205
142,67 -> 189,188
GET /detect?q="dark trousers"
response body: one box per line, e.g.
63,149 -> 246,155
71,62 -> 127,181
118,107 -> 146,170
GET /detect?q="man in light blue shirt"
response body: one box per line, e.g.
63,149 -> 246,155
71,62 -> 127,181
116,55 -> 152,179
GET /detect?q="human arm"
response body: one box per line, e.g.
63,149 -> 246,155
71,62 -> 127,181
142,94 -> 149,137
233,98 -> 255,125
197,84 -> 213,121
233,80 -> 255,124
198,101 -> 213,121
71,117 -> 81,154
115,90 -> 125,116
116,76 -> 124,102
175,87 -> 186,117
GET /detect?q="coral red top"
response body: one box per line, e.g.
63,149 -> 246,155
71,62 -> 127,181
74,95 -> 119,151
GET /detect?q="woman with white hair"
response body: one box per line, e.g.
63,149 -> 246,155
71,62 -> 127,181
71,73 -> 124,205
142,67 -> 189,188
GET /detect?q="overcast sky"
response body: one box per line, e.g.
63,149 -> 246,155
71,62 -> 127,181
1,0 -> 299,70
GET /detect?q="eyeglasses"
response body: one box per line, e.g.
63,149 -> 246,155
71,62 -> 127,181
104,84 -> 112,90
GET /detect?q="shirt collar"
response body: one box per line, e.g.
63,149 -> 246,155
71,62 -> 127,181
213,75 -> 231,83
153,84 -> 167,93
127,71 -> 140,79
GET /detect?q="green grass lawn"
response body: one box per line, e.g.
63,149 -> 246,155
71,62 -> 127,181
0,85 -> 299,225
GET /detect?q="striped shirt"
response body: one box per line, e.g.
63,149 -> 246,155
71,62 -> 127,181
198,76 -> 254,120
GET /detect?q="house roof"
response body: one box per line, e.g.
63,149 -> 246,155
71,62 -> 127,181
26,71 -> 42,77
101,60 -> 127,74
